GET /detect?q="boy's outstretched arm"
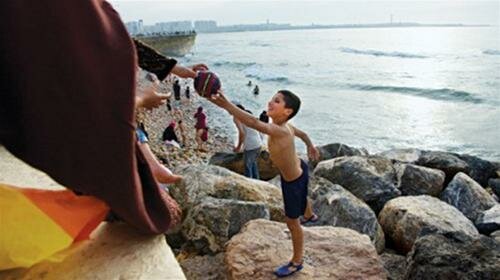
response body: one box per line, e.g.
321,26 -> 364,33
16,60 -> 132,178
233,118 -> 245,152
209,90 -> 287,137
290,125 -> 320,161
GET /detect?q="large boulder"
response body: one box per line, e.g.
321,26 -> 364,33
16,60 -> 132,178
405,230 -> 500,280
475,205 -> 500,235
224,219 -> 386,280
180,253 -> 226,280
209,150 -> 279,180
380,252 -> 406,280
377,148 -> 422,164
182,197 -> 269,254
378,195 -> 479,254
416,151 -> 469,183
489,178 -> 500,197
455,153 -> 497,187
170,165 -> 283,221
314,155 -> 400,213
310,143 -> 368,167
440,172 -> 497,222
310,177 -> 385,253
395,163 -> 445,196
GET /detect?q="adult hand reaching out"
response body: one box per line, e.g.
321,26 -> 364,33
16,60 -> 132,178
136,82 -> 171,110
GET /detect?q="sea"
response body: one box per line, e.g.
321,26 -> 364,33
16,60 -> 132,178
179,26 -> 500,161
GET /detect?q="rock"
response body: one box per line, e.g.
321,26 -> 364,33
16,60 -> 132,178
378,195 -> 479,254
440,172 -> 497,222
380,252 -> 406,280
314,155 -> 400,213
405,231 -> 500,280
416,150 -> 469,184
170,165 -> 283,222
0,223 -> 186,280
225,219 -> 386,280
209,150 -> 279,180
475,205 -> 500,235
310,142 -> 368,167
180,253 -> 227,280
491,230 -> 500,242
182,197 -> 269,254
395,163 -> 445,196
310,178 -> 385,253
455,153 -> 497,187
377,148 -> 422,164
489,178 -> 500,197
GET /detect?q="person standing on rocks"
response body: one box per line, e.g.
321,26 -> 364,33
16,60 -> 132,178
194,106 -> 208,152
172,79 -> 182,113
185,86 -> 191,103
234,104 -> 262,180
209,89 -> 320,278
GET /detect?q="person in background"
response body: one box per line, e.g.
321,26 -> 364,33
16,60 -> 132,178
234,104 -> 262,179
259,110 -> 270,143
253,85 -> 260,95
177,120 -> 187,147
185,86 -> 191,102
259,110 -> 269,123
194,106 -> 208,152
162,121 -> 181,148
247,80 -> 252,86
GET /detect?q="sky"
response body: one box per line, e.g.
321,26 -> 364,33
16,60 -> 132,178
109,0 -> 500,26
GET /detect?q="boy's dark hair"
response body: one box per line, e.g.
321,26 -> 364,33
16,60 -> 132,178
278,90 -> 301,120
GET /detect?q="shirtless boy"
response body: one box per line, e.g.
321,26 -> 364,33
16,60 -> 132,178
209,89 -> 320,277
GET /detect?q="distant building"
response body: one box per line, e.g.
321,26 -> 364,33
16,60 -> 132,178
194,20 -> 218,32
125,20 -> 193,36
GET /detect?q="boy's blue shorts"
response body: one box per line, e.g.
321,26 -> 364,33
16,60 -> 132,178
135,127 -> 149,144
280,159 -> 309,219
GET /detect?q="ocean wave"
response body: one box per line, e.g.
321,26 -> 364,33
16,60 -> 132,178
483,49 -> 500,55
347,84 -> 483,104
213,60 -> 257,68
249,42 -> 271,47
243,65 -> 290,83
340,47 -> 428,59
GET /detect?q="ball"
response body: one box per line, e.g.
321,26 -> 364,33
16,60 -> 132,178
193,71 -> 221,97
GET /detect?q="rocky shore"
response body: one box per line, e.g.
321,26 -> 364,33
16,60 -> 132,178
137,73 -> 233,170
139,75 -> 500,279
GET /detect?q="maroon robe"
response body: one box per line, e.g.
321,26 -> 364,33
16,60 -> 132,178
0,0 -> 181,234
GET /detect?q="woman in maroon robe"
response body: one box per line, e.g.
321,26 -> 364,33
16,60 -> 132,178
0,0 -> 205,234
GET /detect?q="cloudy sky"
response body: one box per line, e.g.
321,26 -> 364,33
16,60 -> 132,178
109,0 -> 499,26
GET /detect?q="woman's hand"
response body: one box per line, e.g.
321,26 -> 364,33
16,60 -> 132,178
190,63 -> 209,72
136,82 -> 171,110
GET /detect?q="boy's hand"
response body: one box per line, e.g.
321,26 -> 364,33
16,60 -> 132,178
209,90 -> 230,108
308,146 -> 320,161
